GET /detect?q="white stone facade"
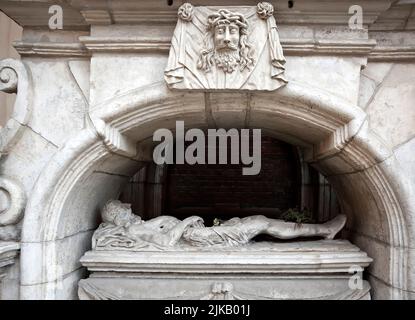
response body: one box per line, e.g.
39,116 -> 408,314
0,0 -> 414,300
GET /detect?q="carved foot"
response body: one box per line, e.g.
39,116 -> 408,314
324,214 -> 347,240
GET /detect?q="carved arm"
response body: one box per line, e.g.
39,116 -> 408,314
164,216 -> 204,246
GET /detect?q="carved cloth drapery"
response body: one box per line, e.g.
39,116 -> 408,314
164,3 -> 287,91
78,279 -> 371,300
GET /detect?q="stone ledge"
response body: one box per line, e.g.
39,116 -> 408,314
80,240 -> 372,274
13,41 -> 90,58
14,37 -> 415,62
79,36 -> 377,56
14,38 -> 379,57
1,0 -> 391,27
368,46 -> 415,61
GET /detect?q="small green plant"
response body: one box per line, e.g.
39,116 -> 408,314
213,218 -> 221,226
281,208 -> 314,225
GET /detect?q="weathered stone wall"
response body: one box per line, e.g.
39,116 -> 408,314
164,136 -> 301,220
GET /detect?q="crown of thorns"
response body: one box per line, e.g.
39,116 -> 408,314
207,9 -> 248,31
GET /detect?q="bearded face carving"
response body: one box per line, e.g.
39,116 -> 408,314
165,3 -> 287,90
197,9 -> 255,74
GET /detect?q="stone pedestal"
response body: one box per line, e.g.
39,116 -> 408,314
79,240 -> 372,300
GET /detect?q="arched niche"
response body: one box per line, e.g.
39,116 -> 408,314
20,81 -> 411,299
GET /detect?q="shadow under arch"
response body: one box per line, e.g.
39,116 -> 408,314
20,81 -> 411,299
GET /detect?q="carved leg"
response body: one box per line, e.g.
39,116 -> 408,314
263,214 -> 346,240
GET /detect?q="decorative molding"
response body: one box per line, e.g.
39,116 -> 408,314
81,241 -> 372,274
78,241 -> 372,300
274,12 -> 384,26
80,10 -> 113,25
0,59 -> 32,156
78,279 -> 371,300
90,117 -> 137,159
282,39 -> 377,56
79,36 -> 378,56
368,46 -> 415,61
0,0 -> 393,28
15,38 -> 414,62
78,37 -> 171,53
79,10 -> 180,25
274,0 -> 391,25
13,41 -> 90,58
202,281 -> 371,300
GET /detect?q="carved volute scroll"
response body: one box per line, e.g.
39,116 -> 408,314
177,2 -> 194,22
0,176 -> 25,241
0,64 -> 18,93
165,2 -> 287,91
0,176 -> 26,226
0,59 -> 32,157
0,60 -> 30,240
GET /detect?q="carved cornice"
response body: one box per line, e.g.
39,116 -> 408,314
274,0 -> 392,26
80,10 -> 113,25
78,36 -> 378,56
80,241 -> 372,274
15,37 -> 415,62
368,46 -> 415,61
3,0 -> 389,27
282,39 -> 377,56
78,8 -> 390,26
80,10 -> 177,25
13,41 -> 90,58
78,37 -> 171,53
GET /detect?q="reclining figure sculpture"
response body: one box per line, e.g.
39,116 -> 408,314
92,200 -> 347,250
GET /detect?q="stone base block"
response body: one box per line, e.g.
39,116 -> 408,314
78,240 -> 372,300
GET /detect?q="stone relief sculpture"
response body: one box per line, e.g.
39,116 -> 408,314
197,9 -> 255,74
92,200 -> 347,250
164,2 -> 288,90
78,279 -> 371,300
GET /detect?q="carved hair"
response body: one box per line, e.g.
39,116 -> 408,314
101,200 -> 130,225
197,9 -> 255,72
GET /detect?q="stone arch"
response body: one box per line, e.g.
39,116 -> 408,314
20,81 -> 411,299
